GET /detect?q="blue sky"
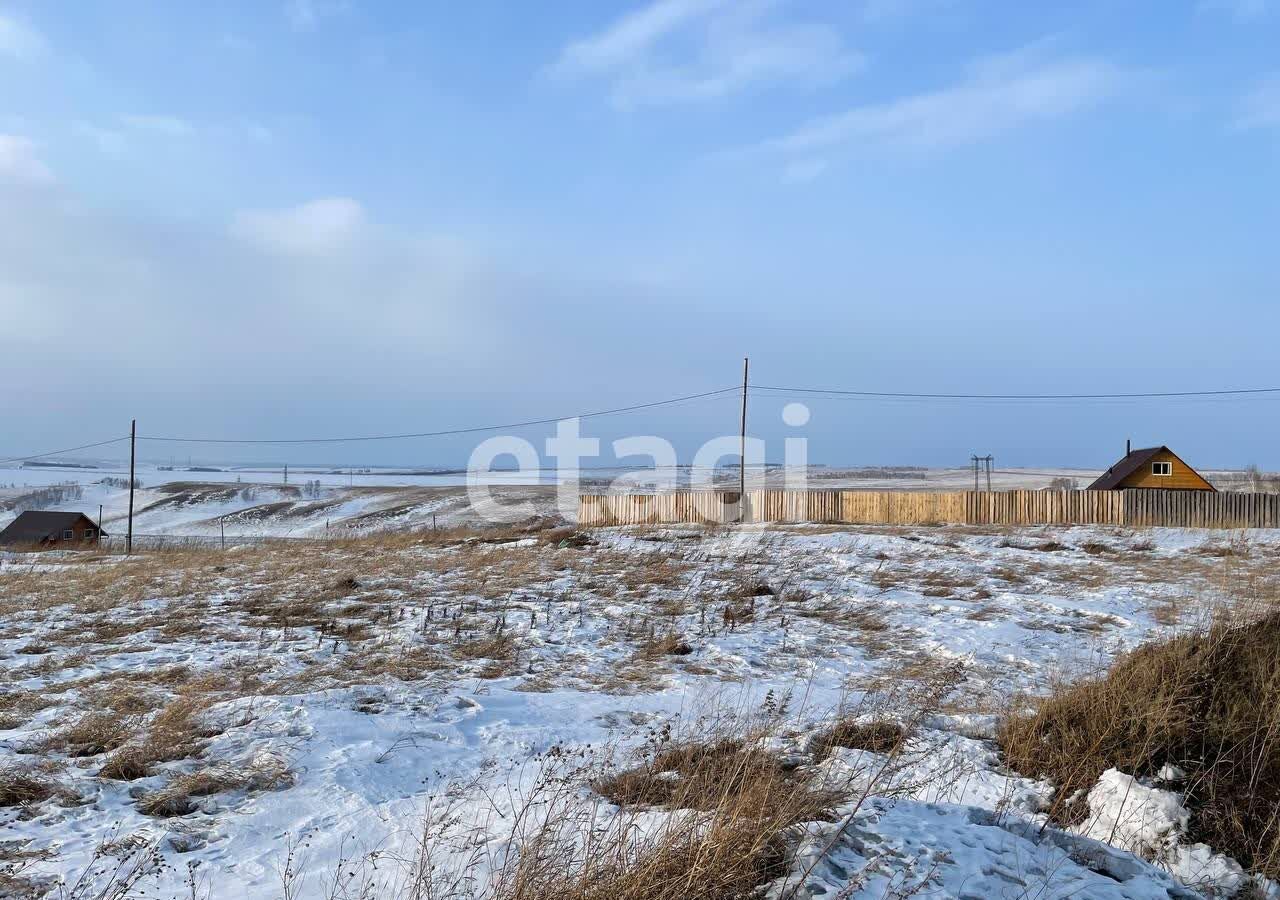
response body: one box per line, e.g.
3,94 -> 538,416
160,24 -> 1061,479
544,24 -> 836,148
1,0 -> 1278,469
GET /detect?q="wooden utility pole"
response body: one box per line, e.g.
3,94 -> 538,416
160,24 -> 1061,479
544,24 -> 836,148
126,419 -> 136,555
739,357 -> 749,517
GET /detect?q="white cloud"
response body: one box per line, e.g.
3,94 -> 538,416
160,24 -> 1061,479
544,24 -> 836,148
0,134 -> 53,183
231,197 -> 367,255
122,115 -> 196,137
556,0 -> 725,74
858,0 -> 955,24
286,0 -> 348,31
781,158 -> 827,184
0,175 -> 640,433
1198,0 -> 1269,21
752,45 -> 1131,159
244,122 -> 275,145
1235,74 -> 1280,130
75,123 -> 128,156
551,0 -> 861,108
0,12 -> 46,60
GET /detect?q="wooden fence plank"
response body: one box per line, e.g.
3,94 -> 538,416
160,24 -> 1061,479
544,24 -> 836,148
577,490 -> 1279,529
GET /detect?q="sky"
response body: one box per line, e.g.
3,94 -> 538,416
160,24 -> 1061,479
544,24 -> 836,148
1,0 -> 1278,470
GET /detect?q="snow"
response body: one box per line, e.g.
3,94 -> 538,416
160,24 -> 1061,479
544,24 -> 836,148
1,522 -> 1276,897
1076,769 -> 1247,897
778,798 -> 1204,899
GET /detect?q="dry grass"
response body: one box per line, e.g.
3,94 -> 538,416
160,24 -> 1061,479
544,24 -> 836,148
352,673 -> 962,900
9,522 -> 1280,894
595,739 -> 825,818
0,763 -> 68,808
495,727 -> 846,900
634,630 -> 692,659
95,697 -> 213,780
809,721 -> 904,761
39,711 -> 137,758
999,607 -> 1280,879
138,755 -> 292,818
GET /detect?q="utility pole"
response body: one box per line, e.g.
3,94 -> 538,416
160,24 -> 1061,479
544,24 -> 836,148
739,357 -> 749,520
283,463 -> 288,486
971,454 -> 993,491
126,419 -> 136,556
220,516 -> 226,551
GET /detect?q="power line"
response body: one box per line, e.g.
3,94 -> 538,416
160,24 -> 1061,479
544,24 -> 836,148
749,384 -> 1280,402
137,387 -> 741,446
0,437 -> 130,466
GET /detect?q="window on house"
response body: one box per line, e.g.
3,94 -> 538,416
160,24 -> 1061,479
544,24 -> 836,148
1152,462 -> 1172,476
84,528 -> 96,539
62,529 -> 74,539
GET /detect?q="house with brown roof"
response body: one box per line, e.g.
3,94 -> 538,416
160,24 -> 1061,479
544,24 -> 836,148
1088,443 -> 1216,492
0,511 -> 106,548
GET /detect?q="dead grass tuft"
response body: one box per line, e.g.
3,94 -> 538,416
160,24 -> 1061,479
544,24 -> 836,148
0,765 -> 67,808
96,697 -> 214,780
999,609 -> 1280,878
595,739 -> 821,819
138,756 -> 292,818
493,734 -> 840,900
809,721 -> 904,761
41,711 -> 137,758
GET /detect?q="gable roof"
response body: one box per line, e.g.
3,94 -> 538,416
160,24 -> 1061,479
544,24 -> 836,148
0,511 -> 103,545
1087,446 -> 1216,492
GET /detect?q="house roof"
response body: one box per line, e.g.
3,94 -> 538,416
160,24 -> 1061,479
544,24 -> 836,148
1087,446 -> 1215,491
1087,447 -> 1166,491
0,511 -> 104,545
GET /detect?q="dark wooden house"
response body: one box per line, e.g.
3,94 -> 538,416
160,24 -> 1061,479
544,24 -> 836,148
0,511 -> 106,548
1088,443 -> 1216,492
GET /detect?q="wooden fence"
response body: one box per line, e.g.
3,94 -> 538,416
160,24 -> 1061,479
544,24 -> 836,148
577,489 -> 1280,530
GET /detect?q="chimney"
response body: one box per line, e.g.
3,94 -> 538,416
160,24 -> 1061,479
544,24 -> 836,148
1126,439 -> 1131,456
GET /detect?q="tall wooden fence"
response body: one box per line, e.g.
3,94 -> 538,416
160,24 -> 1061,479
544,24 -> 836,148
577,489 -> 1280,530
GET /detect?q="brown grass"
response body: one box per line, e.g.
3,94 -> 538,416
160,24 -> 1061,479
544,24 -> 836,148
0,765 -> 64,808
498,730 -> 841,900
809,721 -> 904,761
40,711 -> 137,757
138,756 -> 292,818
96,697 -> 213,780
999,609 -> 1280,878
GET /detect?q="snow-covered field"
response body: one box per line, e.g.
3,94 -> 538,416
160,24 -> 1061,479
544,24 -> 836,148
0,473 -> 561,540
6,459 -> 1268,544
1,522 -> 1276,898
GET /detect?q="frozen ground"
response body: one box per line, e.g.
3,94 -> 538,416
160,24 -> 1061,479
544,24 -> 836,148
1,523 -> 1277,898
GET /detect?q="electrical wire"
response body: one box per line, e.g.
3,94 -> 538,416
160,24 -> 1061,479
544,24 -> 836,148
8,377 -> 1279,464
137,386 -> 741,446
0,437 -> 130,466
749,384 -> 1280,401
